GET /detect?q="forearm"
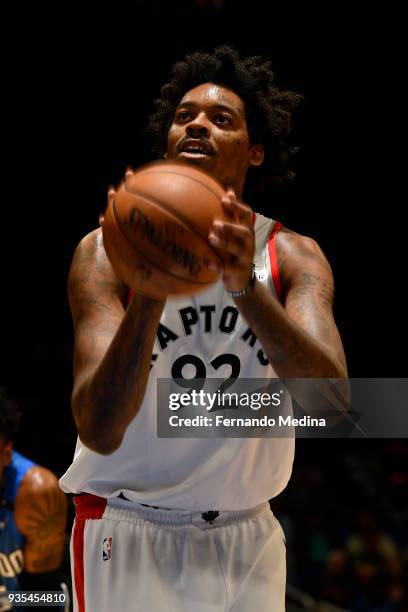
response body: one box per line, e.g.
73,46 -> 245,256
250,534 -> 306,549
74,294 -> 164,453
235,281 -> 345,378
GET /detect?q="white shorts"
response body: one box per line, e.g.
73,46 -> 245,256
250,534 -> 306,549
71,494 -> 286,612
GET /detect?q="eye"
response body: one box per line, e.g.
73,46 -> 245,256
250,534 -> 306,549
176,110 -> 190,121
215,115 -> 232,126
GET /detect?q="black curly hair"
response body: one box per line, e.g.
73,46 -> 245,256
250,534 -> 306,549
147,45 -> 303,189
0,388 -> 22,442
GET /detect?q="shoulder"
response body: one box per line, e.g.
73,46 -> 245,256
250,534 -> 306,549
14,466 -> 67,537
275,227 -> 334,296
13,468 -> 67,569
276,227 -> 330,266
69,227 -> 128,304
70,227 -> 108,273
14,466 -> 65,510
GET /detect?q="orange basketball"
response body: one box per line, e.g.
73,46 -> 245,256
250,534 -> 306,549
102,161 -> 228,300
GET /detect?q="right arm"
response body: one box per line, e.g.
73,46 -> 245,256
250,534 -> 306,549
69,228 -> 164,454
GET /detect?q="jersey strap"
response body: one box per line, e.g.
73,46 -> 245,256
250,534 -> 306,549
268,221 -> 283,301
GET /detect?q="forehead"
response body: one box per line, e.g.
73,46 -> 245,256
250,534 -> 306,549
178,83 -> 246,116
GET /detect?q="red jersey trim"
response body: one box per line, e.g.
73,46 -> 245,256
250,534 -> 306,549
74,494 -> 108,519
73,495 -> 107,612
268,221 -> 283,301
127,287 -> 135,306
72,518 -> 85,612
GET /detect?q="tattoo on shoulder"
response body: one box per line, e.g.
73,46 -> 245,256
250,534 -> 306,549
69,231 -> 126,316
14,474 -> 67,572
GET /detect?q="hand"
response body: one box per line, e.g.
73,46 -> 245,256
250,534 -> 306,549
100,167 -> 134,226
208,189 -> 255,293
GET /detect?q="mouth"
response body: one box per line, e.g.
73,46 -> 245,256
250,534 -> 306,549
177,140 -> 214,160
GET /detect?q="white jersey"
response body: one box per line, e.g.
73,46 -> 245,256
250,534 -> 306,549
60,212 -> 294,511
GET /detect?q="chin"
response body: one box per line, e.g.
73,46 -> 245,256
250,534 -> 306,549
174,154 -> 222,182
180,157 -> 216,174
184,158 -> 207,167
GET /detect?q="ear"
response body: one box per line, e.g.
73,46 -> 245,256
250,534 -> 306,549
248,144 -> 264,167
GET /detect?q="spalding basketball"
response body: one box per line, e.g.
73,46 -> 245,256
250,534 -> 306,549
102,161 -> 228,300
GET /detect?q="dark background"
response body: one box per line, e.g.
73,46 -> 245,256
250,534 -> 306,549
1,1 -> 406,609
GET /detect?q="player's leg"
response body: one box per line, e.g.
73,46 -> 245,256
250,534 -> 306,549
71,495 -> 284,611
214,505 -> 286,612
71,495 -> 227,612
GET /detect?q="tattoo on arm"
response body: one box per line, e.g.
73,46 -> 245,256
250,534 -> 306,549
287,272 -> 335,344
69,230 -> 164,452
24,513 -> 67,572
245,230 -> 347,377
15,469 -> 67,573
279,234 -> 347,375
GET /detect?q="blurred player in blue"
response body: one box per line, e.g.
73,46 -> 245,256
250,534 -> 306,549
0,388 -> 69,610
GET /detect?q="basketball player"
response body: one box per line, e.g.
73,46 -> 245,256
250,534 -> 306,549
0,389 -> 69,610
60,46 -> 348,611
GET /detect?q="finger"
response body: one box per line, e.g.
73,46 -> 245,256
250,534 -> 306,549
226,187 -> 237,200
211,219 -> 254,243
209,222 -> 252,257
221,196 -> 251,216
221,188 -> 252,224
220,191 -> 237,222
125,165 -> 134,180
212,219 -> 250,236
107,183 -> 115,198
104,185 -> 116,225
206,259 -> 222,272
221,188 -> 238,209
221,198 -> 252,225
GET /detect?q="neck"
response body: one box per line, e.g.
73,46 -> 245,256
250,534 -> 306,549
221,177 -> 245,200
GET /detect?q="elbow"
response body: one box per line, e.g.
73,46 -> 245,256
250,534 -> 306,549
324,361 -> 351,409
72,393 -> 124,456
78,431 -> 123,455
338,376 -> 351,408
320,355 -> 348,382
329,361 -> 351,404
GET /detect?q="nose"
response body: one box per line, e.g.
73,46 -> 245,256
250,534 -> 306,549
186,113 -> 210,138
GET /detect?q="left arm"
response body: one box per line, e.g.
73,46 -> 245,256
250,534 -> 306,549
234,232 -> 347,379
14,466 -> 67,574
209,191 -> 348,379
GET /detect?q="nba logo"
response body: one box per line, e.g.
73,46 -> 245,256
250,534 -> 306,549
255,268 -> 267,281
102,537 -> 112,561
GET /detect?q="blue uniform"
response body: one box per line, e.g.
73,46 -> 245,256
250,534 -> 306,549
0,451 -> 35,608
